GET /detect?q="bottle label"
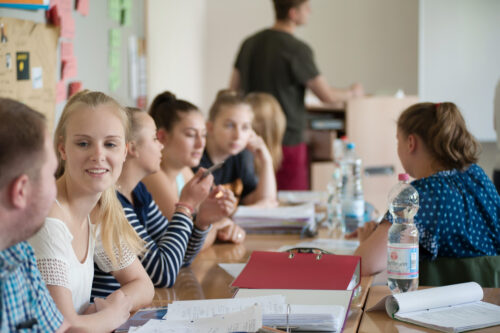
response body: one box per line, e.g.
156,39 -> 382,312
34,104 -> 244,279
387,243 -> 419,279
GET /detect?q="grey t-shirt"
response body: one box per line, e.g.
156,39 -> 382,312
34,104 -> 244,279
235,29 -> 320,145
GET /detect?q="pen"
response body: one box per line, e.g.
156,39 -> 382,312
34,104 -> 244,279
202,161 -> 224,177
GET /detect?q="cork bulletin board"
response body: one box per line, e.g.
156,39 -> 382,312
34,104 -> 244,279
0,16 -> 58,131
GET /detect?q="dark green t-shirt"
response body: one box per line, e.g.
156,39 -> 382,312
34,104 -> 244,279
235,29 -> 320,145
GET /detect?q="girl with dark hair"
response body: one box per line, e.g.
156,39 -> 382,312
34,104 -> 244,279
143,91 -> 239,247
348,102 -> 500,276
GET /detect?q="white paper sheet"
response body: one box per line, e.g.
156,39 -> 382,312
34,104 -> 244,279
164,295 -> 286,320
218,263 -> 246,278
134,305 -> 262,333
278,238 -> 360,255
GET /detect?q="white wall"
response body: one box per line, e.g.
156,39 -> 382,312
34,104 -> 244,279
148,0 -> 419,113
419,0 -> 500,141
204,0 -> 273,111
298,0 -> 418,96
147,0 -> 207,107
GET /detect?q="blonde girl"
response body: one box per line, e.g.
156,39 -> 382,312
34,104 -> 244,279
245,92 -> 287,172
29,90 -> 154,332
349,102 -> 500,276
142,91 -> 238,247
92,108 -> 213,296
198,90 -> 277,206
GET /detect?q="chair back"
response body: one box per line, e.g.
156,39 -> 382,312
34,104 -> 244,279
420,255 -> 500,288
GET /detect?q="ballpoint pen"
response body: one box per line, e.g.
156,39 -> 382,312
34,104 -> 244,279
202,160 -> 225,178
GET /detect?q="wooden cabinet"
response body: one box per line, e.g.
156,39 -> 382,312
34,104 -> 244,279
308,96 -> 419,215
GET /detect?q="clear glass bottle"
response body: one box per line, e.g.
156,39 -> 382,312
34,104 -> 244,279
387,173 -> 419,294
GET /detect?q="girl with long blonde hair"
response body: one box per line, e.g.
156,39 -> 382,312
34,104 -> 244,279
29,90 -> 154,332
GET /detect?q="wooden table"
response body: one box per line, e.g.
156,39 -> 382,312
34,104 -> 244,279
152,230 -> 372,333
358,285 -> 500,333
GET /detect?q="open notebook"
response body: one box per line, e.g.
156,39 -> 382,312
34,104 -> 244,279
367,282 -> 500,333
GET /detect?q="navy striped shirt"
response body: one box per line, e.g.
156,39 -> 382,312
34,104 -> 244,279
91,182 -> 209,298
1,242 -> 63,332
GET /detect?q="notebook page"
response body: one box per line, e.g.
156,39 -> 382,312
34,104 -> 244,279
395,301 -> 500,333
388,282 -> 483,315
133,305 -> 262,333
165,295 -> 286,320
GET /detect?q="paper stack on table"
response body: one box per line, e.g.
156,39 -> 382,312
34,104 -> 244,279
232,202 -> 315,234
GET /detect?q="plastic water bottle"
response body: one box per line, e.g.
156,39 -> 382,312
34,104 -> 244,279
326,167 -> 342,228
333,135 -> 348,164
387,173 -> 419,294
340,143 -> 364,234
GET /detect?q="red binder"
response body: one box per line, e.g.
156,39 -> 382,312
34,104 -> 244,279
231,251 -> 361,290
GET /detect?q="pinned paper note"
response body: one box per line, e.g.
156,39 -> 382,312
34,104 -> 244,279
109,28 -> 121,48
76,0 -> 89,16
60,15 -> 75,39
32,67 -> 43,89
16,52 -> 30,80
60,42 -> 73,61
68,81 -> 82,97
46,6 -> 61,26
61,57 -> 77,80
120,0 -> 132,26
108,0 -> 121,21
56,80 -> 67,103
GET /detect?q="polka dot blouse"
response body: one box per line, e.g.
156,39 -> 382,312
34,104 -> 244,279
385,164 -> 500,260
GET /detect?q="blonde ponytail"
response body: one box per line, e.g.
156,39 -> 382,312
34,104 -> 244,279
98,186 -> 144,266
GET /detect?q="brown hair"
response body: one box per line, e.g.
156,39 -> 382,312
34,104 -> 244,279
125,107 -> 146,141
397,102 -> 480,170
149,91 -> 199,132
273,0 -> 308,20
0,98 -> 46,188
208,89 -> 250,121
54,90 -> 143,265
246,92 -> 286,171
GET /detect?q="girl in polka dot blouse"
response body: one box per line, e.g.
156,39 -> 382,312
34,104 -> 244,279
349,102 -> 500,276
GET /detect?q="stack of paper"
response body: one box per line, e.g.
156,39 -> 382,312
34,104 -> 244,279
165,295 -> 345,332
278,190 -> 328,205
233,202 -> 315,233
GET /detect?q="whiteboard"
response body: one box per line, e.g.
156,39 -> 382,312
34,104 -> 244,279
419,0 -> 500,141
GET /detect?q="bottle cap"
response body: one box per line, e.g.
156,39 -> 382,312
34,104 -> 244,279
398,173 -> 410,181
346,142 -> 355,150
340,135 -> 348,141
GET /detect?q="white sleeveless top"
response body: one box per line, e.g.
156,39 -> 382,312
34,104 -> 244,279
28,208 -> 136,314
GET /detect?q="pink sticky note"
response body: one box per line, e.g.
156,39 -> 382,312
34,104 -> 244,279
76,0 -> 89,16
60,42 -> 74,61
60,14 -> 75,39
61,57 -> 77,80
46,5 -> 61,26
68,81 -> 82,97
56,81 -> 67,103
59,0 -> 72,14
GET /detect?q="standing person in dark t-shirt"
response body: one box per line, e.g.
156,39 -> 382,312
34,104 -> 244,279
229,0 -> 364,190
